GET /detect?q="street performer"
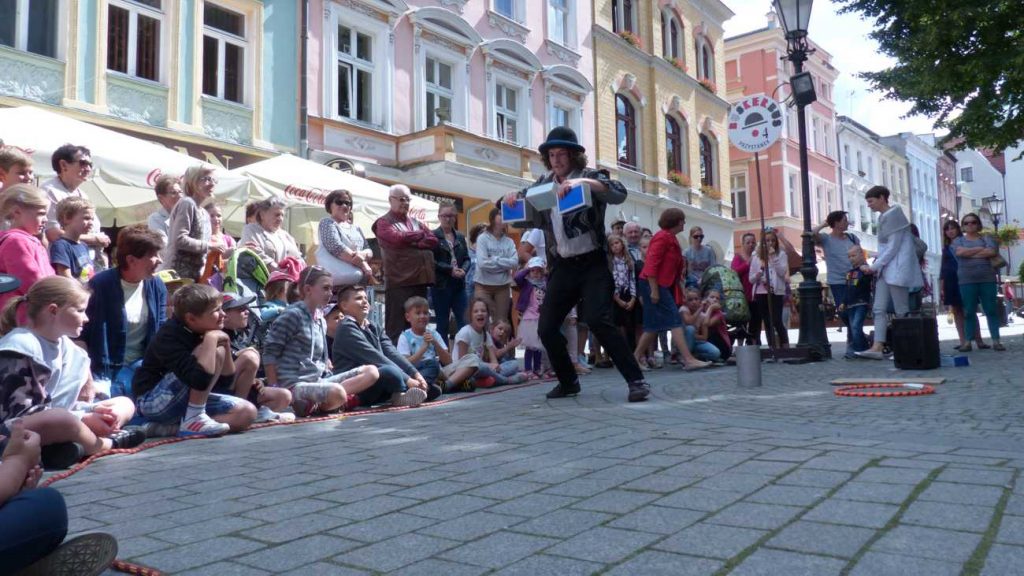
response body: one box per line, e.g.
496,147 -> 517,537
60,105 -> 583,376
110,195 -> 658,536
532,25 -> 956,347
501,127 -> 650,402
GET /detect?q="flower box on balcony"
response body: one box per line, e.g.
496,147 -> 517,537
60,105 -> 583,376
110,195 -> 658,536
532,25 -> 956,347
698,78 -> 717,94
618,31 -> 641,48
700,184 -> 722,200
667,170 -> 690,187
668,57 -> 687,73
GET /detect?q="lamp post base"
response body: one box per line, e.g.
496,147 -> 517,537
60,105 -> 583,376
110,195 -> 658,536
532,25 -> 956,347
796,276 -> 832,361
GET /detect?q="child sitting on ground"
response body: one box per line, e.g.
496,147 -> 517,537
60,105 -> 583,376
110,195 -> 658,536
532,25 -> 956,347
843,246 -> 874,358
490,319 -> 522,378
452,298 -> 527,389
263,267 -> 380,417
331,285 -> 431,407
220,292 -> 294,422
0,276 -> 146,468
324,301 -> 342,353
679,287 -> 722,363
49,197 -> 97,283
398,296 -> 478,392
260,270 -> 295,323
132,283 -> 257,437
703,290 -> 732,362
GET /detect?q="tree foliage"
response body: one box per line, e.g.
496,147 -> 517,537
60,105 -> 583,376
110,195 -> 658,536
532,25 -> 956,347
837,0 -> 1024,151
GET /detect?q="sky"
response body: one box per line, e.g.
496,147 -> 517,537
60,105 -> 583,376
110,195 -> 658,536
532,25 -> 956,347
722,0 -> 941,137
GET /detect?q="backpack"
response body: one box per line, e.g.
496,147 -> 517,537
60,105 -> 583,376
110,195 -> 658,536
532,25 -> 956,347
700,265 -> 751,325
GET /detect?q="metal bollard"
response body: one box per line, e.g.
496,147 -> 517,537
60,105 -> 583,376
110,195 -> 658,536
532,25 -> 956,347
736,345 -> 762,388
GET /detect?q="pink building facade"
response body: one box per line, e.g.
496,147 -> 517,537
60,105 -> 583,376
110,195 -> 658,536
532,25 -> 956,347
724,15 -> 840,259
304,0 -> 595,230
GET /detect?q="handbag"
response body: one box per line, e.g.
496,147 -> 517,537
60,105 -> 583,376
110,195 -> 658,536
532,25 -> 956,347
990,254 -> 1007,270
315,245 -> 365,286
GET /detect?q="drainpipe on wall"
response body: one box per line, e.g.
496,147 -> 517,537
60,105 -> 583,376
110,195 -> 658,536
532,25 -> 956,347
835,123 -> 845,211
299,0 -> 309,158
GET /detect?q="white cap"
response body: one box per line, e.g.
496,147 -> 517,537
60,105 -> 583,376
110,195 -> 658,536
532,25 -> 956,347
527,256 -> 546,270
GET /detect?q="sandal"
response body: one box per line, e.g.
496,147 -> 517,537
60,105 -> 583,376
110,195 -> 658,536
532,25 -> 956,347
976,342 -> 991,349
993,342 -> 1005,351
955,343 -> 972,352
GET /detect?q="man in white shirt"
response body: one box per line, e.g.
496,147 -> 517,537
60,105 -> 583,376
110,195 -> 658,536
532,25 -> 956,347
39,144 -> 110,269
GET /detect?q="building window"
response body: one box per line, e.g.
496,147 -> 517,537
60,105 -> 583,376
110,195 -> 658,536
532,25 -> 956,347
665,115 -> 683,175
867,156 -> 874,181
788,171 -> 800,217
699,134 -> 715,187
615,94 -> 637,169
882,160 -> 889,187
897,167 -> 905,195
843,144 -> 850,170
425,56 -> 452,128
495,82 -> 519,144
856,150 -> 863,174
0,0 -> 60,58
335,24 -> 374,123
960,166 -> 974,182
548,0 -> 573,46
811,117 -> 820,152
731,173 -> 747,219
107,0 -> 163,82
696,38 -> 715,81
202,3 -> 246,104
611,0 -> 635,33
661,11 -> 683,60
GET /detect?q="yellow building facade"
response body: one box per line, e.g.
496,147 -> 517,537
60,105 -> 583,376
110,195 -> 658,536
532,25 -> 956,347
591,0 -> 735,257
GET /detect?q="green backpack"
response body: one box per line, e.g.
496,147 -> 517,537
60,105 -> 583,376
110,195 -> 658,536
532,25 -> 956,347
222,247 -> 270,297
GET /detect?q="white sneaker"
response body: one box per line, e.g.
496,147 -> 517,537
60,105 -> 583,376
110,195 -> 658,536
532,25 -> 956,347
392,387 -> 427,407
178,413 -> 231,437
255,405 -> 283,423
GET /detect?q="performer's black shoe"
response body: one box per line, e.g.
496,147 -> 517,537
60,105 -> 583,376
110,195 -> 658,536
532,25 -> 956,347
546,380 -> 581,399
628,381 -> 651,403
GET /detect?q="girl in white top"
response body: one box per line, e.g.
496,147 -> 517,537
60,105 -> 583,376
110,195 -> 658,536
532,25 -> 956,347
749,229 -> 791,348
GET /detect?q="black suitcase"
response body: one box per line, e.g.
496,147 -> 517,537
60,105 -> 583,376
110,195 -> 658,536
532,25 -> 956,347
890,315 -> 940,370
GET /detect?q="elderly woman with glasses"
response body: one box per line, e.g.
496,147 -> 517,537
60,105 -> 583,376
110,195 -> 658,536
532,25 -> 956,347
241,197 -> 303,272
951,213 -> 1004,351
163,165 -> 227,281
317,189 -> 373,285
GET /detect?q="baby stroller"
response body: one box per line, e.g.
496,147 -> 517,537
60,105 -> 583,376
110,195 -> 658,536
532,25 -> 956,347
700,265 -> 752,344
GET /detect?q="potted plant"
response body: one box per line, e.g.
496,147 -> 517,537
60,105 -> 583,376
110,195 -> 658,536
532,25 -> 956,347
698,78 -> 717,93
667,170 -> 690,187
700,184 -> 721,200
618,30 -> 641,48
669,57 -> 687,73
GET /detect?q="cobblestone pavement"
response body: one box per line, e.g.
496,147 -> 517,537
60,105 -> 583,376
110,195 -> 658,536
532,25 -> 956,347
58,328 -> 1024,575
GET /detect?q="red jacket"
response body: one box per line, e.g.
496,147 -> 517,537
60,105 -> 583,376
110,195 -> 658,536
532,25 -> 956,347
640,229 -> 686,302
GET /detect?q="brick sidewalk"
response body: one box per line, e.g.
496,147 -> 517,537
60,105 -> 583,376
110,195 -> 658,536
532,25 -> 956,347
58,336 -> 1023,575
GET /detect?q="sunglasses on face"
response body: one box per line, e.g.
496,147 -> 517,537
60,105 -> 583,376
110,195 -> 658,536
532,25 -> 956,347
390,196 -> 410,203
334,200 -> 352,207
963,220 -> 980,226
73,159 -> 93,169
692,235 -> 704,239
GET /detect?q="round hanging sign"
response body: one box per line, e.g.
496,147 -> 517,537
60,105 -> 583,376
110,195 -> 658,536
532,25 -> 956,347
728,95 -> 784,153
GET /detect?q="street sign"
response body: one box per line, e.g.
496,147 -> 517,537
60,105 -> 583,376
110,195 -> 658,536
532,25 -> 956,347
728,95 -> 784,153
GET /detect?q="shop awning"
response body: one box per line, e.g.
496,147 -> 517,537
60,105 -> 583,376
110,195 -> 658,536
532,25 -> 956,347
0,106 -> 251,226
228,154 -> 439,246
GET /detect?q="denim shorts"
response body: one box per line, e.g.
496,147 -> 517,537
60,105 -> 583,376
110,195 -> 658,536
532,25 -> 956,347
137,373 -> 242,424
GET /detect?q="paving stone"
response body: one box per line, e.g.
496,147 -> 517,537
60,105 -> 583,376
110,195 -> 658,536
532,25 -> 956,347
608,505 -> 706,534
981,544 -> 1024,576
421,511 -> 523,541
328,512 -> 435,543
544,526 -> 662,564
902,501 -> 995,533
570,489 -> 660,514
727,460 -> 798,476
278,563 -> 371,576
177,562 -> 270,576
871,525 -> 982,563
849,552 -> 961,576
804,499 -> 900,529
654,523 -> 767,559
605,551 -> 722,576
151,516 -> 262,545
488,494 -> 580,517
746,485 -> 829,507
729,548 -> 846,576
511,508 -> 613,538
466,480 -> 549,501
440,531 -> 558,569
1005,495 -> 1024,516
241,497 -> 337,522
654,487 -> 746,512
855,467 -> 933,485
995,515 -> 1024,545
492,554 -> 604,576
917,482 -> 1005,506
833,481 -> 916,504
323,495 -> 420,520
757,448 -> 822,462
541,477 -> 626,498
403,494 -> 498,520
621,473 -> 701,493
235,535 -> 363,572
767,520 -> 875,558
392,480 -> 478,501
707,502 -> 803,530
314,482 -> 401,504
115,536 -> 174,559
803,453 -> 877,472
693,473 -> 775,494
334,533 -> 458,572
389,558 -> 489,576
778,469 -> 852,488
937,468 -> 1015,486
135,536 -> 264,573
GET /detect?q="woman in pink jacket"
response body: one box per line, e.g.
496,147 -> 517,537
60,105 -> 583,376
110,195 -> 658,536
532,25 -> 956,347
0,185 -> 55,313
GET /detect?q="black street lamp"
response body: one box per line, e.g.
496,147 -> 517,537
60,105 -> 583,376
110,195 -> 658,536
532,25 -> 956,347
984,194 -> 1004,232
773,0 -> 831,360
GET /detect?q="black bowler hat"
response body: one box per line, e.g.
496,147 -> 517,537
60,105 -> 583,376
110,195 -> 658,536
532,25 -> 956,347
539,127 -> 585,155
0,274 -> 20,295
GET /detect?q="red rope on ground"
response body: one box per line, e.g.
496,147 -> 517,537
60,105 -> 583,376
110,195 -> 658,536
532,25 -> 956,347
834,383 -> 936,398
